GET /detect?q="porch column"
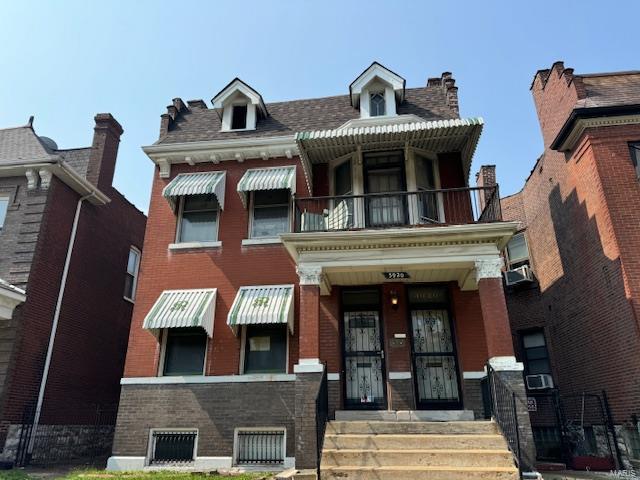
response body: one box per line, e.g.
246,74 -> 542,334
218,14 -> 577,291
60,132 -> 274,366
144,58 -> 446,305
475,258 -> 515,360
294,265 -> 325,470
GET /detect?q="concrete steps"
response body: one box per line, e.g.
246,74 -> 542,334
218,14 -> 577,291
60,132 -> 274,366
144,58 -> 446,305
320,420 -> 518,480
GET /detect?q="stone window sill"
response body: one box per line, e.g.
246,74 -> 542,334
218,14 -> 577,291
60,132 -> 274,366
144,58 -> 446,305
241,238 -> 282,246
169,241 -> 222,251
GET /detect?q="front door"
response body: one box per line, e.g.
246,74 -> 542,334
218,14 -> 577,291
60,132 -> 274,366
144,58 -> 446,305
408,286 -> 462,409
342,288 -> 387,409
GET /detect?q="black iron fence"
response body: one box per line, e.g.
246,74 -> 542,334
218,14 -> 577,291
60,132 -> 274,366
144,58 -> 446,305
293,185 -> 502,233
235,430 -> 285,465
315,367 -> 329,474
14,403 -> 117,468
486,364 -> 524,479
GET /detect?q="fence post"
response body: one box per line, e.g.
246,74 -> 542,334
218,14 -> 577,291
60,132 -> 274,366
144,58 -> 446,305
602,390 -> 624,469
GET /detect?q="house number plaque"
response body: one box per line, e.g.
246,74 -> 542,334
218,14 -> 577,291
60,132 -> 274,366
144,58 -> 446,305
383,272 -> 410,280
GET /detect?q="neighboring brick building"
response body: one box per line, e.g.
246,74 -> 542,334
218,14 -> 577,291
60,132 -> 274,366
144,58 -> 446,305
109,63 -> 532,474
502,62 -> 640,469
0,115 -> 146,463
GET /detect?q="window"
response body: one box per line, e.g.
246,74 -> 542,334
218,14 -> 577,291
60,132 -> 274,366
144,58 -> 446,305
162,328 -> 207,376
629,142 -> 640,178
250,189 -> 290,238
243,325 -> 287,374
370,92 -> 386,117
178,195 -> 219,243
415,156 -> 439,222
334,160 -> 352,196
231,104 -> 248,130
506,232 -> 529,269
521,330 -> 552,376
0,196 -> 8,229
124,247 -> 140,301
235,429 -> 285,465
150,430 -> 197,464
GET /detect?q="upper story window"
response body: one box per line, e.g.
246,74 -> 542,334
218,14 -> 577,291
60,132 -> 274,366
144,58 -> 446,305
521,330 -> 552,377
178,195 -> 219,243
0,196 -> 8,230
124,247 -> 140,301
231,104 -> 248,130
629,142 -> 640,178
370,92 -> 386,117
349,62 -> 405,119
506,232 -> 530,270
250,189 -> 290,239
211,78 -> 268,132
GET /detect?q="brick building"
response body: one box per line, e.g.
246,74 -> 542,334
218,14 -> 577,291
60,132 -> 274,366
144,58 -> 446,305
0,115 -> 146,463
109,63 -> 532,477
502,62 -> 640,469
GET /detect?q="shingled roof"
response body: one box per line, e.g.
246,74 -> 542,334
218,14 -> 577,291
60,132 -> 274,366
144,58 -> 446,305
0,125 -> 57,165
575,71 -> 640,108
157,85 -> 459,145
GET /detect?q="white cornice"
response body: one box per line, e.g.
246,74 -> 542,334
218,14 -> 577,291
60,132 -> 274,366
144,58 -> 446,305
557,114 -> 640,152
280,222 -> 518,262
0,281 -> 26,320
0,160 -> 109,205
143,135 -> 301,179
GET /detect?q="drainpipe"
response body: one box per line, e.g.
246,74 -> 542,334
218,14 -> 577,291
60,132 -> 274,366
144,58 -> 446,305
27,191 -> 96,456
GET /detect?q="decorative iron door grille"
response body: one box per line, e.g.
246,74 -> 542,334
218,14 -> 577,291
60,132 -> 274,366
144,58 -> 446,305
343,310 -> 386,409
410,308 -> 462,409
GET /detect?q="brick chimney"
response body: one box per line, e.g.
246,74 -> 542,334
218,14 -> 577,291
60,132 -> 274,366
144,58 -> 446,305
87,113 -> 123,191
476,165 -> 497,212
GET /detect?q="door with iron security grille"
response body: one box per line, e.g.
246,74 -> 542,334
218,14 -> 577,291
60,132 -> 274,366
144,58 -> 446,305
410,308 -> 462,409
343,308 -> 387,410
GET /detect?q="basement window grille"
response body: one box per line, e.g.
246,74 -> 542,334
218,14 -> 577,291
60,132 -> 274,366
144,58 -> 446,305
150,430 -> 197,464
235,429 -> 285,465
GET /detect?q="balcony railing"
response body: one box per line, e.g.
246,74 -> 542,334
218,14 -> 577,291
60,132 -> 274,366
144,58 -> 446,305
293,185 -> 501,233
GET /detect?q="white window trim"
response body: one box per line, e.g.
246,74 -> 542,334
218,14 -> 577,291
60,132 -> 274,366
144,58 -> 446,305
147,428 -> 198,466
221,98 -> 257,132
505,231 -> 530,269
157,328 -> 209,377
406,147 -> 444,224
239,325 -> 290,375
247,191 -> 292,240
175,196 -> 220,245
233,427 -> 286,467
360,83 -> 397,119
0,195 -> 9,230
123,246 -> 141,303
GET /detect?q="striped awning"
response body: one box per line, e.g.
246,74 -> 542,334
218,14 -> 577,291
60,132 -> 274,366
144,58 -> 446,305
227,284 -> 294,335
295,117 -> 483,181
236,166 -> 296,207
143,288 -> 217,337
162,171 -> 226,210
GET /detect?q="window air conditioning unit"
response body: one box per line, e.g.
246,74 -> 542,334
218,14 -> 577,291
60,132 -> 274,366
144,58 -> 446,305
505,264 -> 534,286
526,374 -> 554,390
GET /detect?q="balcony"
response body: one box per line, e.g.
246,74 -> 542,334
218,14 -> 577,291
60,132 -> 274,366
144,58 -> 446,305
292,185 -> 501,233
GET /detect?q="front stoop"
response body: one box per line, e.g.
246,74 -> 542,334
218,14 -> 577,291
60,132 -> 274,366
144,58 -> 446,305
320,420 -> 519,480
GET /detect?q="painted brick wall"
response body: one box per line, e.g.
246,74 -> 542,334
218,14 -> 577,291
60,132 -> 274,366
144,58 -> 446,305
123,157 -> 309,378
504,64 -> 640,422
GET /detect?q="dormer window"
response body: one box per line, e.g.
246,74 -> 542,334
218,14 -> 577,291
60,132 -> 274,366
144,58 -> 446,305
350,62 -> 405,119
211,78 -> 268,132
370,92 -> 386,117
231,104 -> 248,130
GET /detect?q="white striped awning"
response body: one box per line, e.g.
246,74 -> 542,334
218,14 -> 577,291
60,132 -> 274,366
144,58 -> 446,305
162,171 -> 226,210
143,288 -> 217,337
227,284 -> 294,335
236,166 -> 296,207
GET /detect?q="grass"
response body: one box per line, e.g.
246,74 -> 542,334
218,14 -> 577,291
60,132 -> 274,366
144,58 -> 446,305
1,470 -> 274,480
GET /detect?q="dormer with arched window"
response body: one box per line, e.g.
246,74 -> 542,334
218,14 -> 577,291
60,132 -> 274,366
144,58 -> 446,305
349,62 -> 406,119
211,78 -> 268,131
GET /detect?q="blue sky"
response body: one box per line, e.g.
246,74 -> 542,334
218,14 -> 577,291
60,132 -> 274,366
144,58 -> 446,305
1,0 -> 638,212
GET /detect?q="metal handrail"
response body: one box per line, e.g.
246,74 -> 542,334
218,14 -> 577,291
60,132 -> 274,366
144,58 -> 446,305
486,363 -> 524,479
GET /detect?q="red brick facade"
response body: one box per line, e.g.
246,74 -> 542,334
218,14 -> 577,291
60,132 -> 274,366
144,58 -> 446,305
503,63 -> 640,423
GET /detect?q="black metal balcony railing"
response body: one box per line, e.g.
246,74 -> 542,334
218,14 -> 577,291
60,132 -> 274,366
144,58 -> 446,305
293,185 -> 501,233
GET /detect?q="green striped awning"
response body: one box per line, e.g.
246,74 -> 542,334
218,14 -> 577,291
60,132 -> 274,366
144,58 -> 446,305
227,284 -> 294,335
143,288 -> 217,337
237,166 -> 296,207
163,171 -> 226,210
